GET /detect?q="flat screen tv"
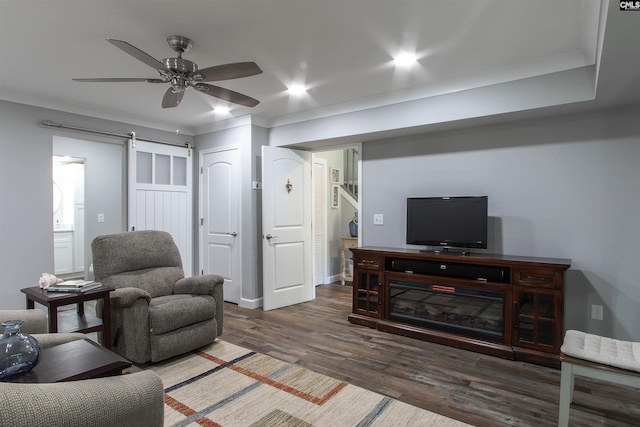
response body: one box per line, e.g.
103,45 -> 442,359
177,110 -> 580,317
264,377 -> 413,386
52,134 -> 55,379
406,196 -> 488,251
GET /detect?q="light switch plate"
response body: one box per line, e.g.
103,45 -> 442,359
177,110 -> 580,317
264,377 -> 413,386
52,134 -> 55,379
373,214 -> 384,225
97,213 -> 105,223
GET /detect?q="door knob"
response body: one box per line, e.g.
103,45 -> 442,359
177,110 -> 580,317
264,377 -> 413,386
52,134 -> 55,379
227,232 -> 237,237
266,234 -> 277,240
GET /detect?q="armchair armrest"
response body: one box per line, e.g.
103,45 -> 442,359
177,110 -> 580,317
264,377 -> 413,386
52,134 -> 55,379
0,309 -> 47,334
110,287 -> 152,308
32,333 -> 86,349
0,370 -> 164,427
174,274 -> 224,296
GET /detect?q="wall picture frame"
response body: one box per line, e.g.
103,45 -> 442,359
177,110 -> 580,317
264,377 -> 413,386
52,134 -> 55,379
331,185 -> 340,208
330,168 -> 340,183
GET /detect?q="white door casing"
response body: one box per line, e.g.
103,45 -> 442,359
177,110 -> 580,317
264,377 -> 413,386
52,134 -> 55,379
262,146 -> 314,311
200,147 -> 241,304
127,139 -> 193,276
313,158 -> 328,285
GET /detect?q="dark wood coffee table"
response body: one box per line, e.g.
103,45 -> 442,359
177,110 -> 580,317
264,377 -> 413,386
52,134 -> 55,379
5,339 -> 131,383
21,285 -> 113,349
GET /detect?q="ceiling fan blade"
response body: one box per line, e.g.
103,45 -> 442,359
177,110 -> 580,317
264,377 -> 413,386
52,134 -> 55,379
195,62 -> 263,82
107,38 -> 169,71
193,83 -> 260,107
162,87 -> 185,108
73,78 -> 166,83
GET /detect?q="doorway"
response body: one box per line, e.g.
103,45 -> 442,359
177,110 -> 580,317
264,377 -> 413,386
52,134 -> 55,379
312,147 -> 359,286
52,156 -> 85,278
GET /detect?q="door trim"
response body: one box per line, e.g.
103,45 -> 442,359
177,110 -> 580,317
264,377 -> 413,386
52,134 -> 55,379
312,157 -> 329,285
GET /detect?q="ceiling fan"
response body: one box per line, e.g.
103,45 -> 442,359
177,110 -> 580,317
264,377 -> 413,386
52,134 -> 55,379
73,35 -> 262,108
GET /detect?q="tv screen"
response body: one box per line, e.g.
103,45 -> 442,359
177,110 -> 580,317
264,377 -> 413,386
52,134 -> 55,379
406,196 -> 488,249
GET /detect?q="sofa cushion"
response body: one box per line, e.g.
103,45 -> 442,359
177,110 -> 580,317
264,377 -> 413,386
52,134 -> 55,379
148,294 -> 216,335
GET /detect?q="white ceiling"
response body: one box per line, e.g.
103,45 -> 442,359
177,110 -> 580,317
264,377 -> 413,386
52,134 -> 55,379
1,0 -> 638,137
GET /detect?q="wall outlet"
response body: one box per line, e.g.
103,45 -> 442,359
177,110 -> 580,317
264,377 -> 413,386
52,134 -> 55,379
97,213 -> 105,223
591,304 -> 603,321
373,214 -> 384,225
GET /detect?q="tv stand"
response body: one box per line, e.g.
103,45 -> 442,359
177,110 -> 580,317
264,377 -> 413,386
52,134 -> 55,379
348,247 -> 571,368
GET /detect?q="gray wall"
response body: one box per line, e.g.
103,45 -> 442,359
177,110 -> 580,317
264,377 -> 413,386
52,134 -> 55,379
360,106 -> 640,341
0,100 -> 189,310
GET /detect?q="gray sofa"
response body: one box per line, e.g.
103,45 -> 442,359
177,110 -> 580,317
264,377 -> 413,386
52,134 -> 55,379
91,230 -> 224,363
0,309 -> 164,427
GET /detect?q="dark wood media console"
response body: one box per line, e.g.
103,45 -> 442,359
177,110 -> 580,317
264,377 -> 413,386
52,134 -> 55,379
348,247 -> 571,368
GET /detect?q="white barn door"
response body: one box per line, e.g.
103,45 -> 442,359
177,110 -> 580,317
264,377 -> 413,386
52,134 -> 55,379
127,139 -> 193,276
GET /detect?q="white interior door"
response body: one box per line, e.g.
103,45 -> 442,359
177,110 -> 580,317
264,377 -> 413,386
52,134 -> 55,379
200,147 -> 241,304
127,139 -> 193,276
262,146 -> 314,311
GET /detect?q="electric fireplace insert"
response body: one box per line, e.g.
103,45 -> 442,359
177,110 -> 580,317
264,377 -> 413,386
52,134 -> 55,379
388,279 -> 505,341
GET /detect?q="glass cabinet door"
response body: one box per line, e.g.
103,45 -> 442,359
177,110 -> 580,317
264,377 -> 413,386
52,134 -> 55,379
514,288 -> 559,351
355,271 -> 381,317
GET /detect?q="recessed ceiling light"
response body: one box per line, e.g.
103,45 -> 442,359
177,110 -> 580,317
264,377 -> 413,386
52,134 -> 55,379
394,53 -> 417,67
288,84 -> 307,95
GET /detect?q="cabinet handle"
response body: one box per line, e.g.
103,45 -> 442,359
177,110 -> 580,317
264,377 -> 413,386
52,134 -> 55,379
526,275 -> 547,281
361,260 -> 376,265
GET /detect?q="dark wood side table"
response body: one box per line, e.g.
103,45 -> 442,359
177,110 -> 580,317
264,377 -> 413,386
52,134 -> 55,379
20,285 -> 114,349
5,339 -> 131,383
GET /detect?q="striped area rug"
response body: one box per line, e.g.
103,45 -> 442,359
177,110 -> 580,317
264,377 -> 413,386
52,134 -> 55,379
140,340 -> 472,427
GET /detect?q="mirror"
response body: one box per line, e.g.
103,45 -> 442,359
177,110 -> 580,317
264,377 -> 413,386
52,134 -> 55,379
53,181 -> 62,213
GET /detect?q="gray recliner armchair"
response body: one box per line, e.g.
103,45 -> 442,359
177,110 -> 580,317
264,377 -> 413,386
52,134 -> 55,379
91,230 -> 224,364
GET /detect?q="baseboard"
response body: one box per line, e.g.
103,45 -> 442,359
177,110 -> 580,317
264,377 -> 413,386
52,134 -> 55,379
239,297 -> 263,309
328,274 -> 341,284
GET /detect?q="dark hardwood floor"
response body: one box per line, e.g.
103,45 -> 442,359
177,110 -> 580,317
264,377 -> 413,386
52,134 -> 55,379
222,284 -> 640,427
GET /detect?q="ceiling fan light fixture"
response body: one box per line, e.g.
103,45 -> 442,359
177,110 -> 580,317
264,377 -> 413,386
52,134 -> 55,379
170,77 -> 188,92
